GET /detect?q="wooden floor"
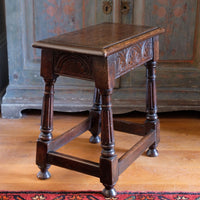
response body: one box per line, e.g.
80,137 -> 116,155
0,110 -> 200,192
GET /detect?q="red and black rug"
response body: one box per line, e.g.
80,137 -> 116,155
0,191 -> 200,200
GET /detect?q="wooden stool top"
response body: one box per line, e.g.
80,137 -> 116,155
33,23 -> 164,57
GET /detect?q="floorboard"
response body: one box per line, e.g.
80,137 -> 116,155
0,111 -> 200,192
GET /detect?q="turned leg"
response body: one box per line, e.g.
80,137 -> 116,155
145,61 -> 160,157
100,89 -> 118,197
89,87 -> 102,143
36,78 -> 56,179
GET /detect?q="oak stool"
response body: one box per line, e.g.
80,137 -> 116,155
33,23 -> 164,197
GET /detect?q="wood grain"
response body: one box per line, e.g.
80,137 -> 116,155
3,0 -> 200,119
0,111 -> 200,192
32,23 -> 164,56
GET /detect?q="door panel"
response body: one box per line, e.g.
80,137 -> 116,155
2,0 -> 200,118
128,0 -> 200,111
144,0 -> 197,61
2,0 -> 115,118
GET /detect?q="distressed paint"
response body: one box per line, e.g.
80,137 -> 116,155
144,0 -> 197,61
133,0 -> 145,25
2,0 -> 200,118
121,0 -> 200,113
96,0 -> 113,23
83,0 -> 97,27
121,0 -> 134,24
113,0 -> 121,23
2,0 -> 98,118
35,0 -> 83,38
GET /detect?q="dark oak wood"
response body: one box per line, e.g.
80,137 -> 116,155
32,23 -> 164,57
99,88 -> 118,197
118,130 -> 155,175
49,118 -> 90,151
145,60 -> 160,157
113,119 -> 145,136
47,152 -> 100,178
89,87 -> 101,143
33,23 -> 164,197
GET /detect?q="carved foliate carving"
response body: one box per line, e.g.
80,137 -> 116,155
53,52 -> 93,80
113,39 -> 153,78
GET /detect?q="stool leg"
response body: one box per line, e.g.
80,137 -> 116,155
89,87 -> 101,143
145,61 -> 160,157
100,89 -> 118,198
36,78 -> 56,179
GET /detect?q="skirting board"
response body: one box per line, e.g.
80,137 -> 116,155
1,85 -> 200,119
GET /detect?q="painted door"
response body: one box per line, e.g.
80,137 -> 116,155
145,0 -> 200,111
2,0 -> 133,118
127,0 -> 200,112
2,0 -> 200,118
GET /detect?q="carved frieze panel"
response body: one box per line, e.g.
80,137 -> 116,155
112,38 -> 153,78
53,52 -> 93,80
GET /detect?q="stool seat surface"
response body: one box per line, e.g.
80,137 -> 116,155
33,23 -> 164,56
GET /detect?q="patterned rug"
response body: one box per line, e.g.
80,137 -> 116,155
0,191 -> 200,200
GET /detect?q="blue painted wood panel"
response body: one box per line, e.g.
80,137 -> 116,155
2,0 -> 200,118
144,0 -> 197,61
